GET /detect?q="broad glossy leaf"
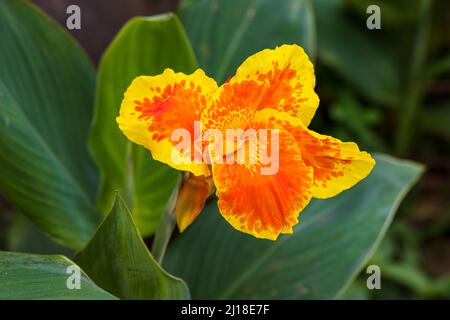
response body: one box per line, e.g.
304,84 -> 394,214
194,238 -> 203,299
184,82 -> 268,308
178,0 -> 401,104
75,196 -> 190,300
178,0 -> 316,83
7,213 -> 73,257
164,154 -> 423,299
0,251 -> 117,300
0,0 -> 100,249
314,0 -> 401,105
88,14 -> 197,236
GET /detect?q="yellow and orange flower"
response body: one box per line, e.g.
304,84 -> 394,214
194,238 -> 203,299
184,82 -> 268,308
117,44 -> 375,240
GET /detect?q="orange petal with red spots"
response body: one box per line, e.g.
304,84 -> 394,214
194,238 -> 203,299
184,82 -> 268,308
232,44 -> 319,126
254,109 -> 376,199
176,174 -> 213,232
117,69 -> 218,176
212,124 -> 313,240
296,128 -> 375,198
201,79 -> 269,132
201,79 -> 270,159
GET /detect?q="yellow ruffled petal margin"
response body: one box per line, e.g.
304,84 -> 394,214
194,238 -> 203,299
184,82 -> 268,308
212,123 -> 313,240
254,109 -> 376,199
116,68 -> 218,177
232,44 -> 319,127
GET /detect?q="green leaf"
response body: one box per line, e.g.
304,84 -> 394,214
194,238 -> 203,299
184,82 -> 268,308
314,0 -> 401,105
367,226 -> 450,298
88,14 -> 197,236
178,0 -> 401,104
0,251 -> 117,300
7,213 -> 74,257
164,154 -> 423,299
178,0 -> 316,83
346,0 -> 421,26
74,195 -> 190,300
0,0 -> 100,249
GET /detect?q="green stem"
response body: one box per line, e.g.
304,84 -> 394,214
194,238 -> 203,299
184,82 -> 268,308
395,0 -> 432,156
151,174 -> 183,264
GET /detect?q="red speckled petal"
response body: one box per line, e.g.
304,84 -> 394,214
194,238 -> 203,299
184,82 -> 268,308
212,121 -> 313,240
254,109 -> 375,198
117,68 -> 218,176
232,44 -> 319,126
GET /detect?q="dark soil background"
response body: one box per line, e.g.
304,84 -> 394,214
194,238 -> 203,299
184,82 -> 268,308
32,0 -> 179,64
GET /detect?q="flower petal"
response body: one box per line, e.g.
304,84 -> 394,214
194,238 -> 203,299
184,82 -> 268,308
176,174 -> 213,232
254,109 -> 376,199
201,79 -> 269,132
296,129 -> 376,198
212,124 -> 313,240
200,79 -> 270,160
117,69 -> 218,176
232,44 -> 319,126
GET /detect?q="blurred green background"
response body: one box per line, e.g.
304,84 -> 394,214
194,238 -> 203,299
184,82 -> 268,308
0,0 -> 449,299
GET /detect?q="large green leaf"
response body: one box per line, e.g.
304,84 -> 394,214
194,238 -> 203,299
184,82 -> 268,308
88,14 -> 197,236
7,213 -> 74,258
0,0 -> 100,249
178,0 -> 401,104
0,251 -> 117,300
74,195 -> 190,300
314,0 -> 401,105
178,0 -> 316,83
164,154 -> 423,299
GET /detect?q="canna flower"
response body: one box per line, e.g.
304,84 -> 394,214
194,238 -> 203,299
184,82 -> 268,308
117,44 -> 375,240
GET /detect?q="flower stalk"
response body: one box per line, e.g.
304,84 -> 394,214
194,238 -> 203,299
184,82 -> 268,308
151,173 -> 183,264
